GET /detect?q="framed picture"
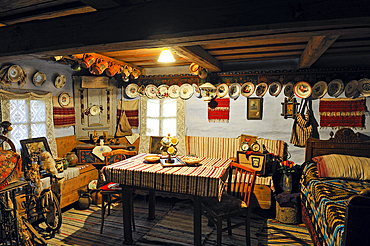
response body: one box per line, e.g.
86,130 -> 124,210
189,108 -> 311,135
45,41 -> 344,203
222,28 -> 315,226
247,97 -> 263,120
281,97 -> 299,119
20,137 -> 51,170
149,136 -> 163,154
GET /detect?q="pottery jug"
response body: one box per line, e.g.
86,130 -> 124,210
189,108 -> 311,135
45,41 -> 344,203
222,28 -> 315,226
64,152 -> 78,167
78,193 -> 92,210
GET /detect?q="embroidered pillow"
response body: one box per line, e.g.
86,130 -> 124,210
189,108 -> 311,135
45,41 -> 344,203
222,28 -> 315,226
312,154 -> 370,180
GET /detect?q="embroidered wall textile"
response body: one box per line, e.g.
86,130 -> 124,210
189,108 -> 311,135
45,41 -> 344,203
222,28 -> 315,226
53,96 -> 76,128
207,98 -> 230,123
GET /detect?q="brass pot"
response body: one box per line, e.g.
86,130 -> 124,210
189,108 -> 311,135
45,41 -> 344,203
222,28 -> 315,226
64,152 -> 78,167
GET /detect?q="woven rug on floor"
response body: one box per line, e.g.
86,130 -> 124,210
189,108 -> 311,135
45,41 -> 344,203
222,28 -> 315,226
257,219 -> 313,246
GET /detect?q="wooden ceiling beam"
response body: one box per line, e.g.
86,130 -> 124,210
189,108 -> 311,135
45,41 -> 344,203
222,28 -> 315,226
299,35 -> 339,68
80,0 -> 121,9
169,46 -> 222,72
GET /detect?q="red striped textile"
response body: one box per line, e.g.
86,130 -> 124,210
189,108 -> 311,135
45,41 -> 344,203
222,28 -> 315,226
208,98 -> 230,123
102,153 -> 231,199
186,136 -> 239,159
53,107 -> 76,128
319,98 -> 365,128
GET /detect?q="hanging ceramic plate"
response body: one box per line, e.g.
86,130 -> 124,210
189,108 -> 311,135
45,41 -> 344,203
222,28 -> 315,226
168,85 -> 180,98
327,79 -> 344,97
358,78 -> 370,96
269,82 -> 282,97
145,84 -> 158,99
179,83 -> 193,99
125,83 -> 139,98
229,83 -> 241,100
193,84 -> 201,98
7,65 -> 22,82
58,92 -> 71,107
54,74 -> 66,89
157,84 -> 169,99
311,81 -> 327,99
345,80 -> 359,98
241,82 -> 255,97
294,81 -> 312,99
255,83 -> 268,97
32,71 -> 46,86
284,82 -> 295,97
89,105 -> 101,116
216,83 -> 228,98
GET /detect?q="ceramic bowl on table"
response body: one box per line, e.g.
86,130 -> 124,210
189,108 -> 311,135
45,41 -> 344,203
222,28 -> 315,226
182,157 -> 202,166
144,155 -> 161,163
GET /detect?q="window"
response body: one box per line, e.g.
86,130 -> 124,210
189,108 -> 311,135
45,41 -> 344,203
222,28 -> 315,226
146,99 -> 177,137
9,99 -> 47,150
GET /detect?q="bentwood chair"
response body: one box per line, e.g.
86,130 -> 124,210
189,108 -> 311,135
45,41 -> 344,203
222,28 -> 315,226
100,149 -> 137,234
200,162 -> 257,246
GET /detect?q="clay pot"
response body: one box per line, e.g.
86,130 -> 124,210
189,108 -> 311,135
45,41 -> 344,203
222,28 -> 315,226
64,152 -> 78,167
81,54 -> 96,69
89,58 -> 109,75
78,193 -> 92,209
105,62 -> 120,77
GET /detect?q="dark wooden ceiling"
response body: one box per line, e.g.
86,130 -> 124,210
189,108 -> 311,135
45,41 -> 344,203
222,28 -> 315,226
0,0 -> 370,72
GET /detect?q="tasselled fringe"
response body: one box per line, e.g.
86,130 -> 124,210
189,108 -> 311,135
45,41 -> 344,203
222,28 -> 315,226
208,107 -> 229,111
208,119 -> 229,123
319,126 -> 366,130
319,110 -> 365,116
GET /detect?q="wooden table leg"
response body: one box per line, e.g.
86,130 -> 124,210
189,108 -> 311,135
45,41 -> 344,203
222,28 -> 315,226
194,196 -> 201,246
148,190 -> 155,220
122,186 -> 133,244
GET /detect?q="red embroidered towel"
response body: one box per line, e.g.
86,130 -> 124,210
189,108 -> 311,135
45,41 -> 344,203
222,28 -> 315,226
53,96 -> 76,128
319,98 -> 365,128
208,98 -> 230,123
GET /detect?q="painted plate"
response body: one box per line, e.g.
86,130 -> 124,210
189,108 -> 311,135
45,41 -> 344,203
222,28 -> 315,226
216,83 -> 228,98
89,105 -> 100,116
241,82 -> 255,97
294,81 -> 312,99
179,83 -> 194,99
125,83 -> 139,98
345,80 -> 358,98
284,82 -> 295,97
168,85 -> 180,98
255,83 -> 268,97
157,84 -> 169,99
327,79 -> 344,97
311,81 -> 327,99
358,78 -> 370,96
145,84 -> 158,99
8,65 -> 22,82
58,92 -> 71,107
193,84 -> 201,98
228,83 -> 241,100
269,82 -> 282,97
54,74 -> 66,89
33,71 -> 46,86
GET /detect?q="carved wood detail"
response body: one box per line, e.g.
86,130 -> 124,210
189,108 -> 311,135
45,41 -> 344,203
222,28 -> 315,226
329,128 -> 361,142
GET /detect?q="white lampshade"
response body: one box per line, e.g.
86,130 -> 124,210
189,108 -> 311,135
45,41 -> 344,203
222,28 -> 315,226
158,49 -> 175,62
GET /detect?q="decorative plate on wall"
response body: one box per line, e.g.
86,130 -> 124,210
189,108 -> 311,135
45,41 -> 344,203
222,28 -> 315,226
345,80 -> 358,98
7,65 -> 23,82
241,82 -> 255,97
33,71 -> 46,86
311,81 -> 327,99
216,83 -> 228,98
255,83 -> 268,97
327,79 -> 344,97
269,82 -> 282,97
58,92 -> 71,107
193,84 -> 201,98
157,84 -> 169,99
294,81 -> 312,98
169,85 -> 180,98
125,83 -> 139,98
358,78 -> 370,96
228,83 -> 241,99
145,84 -> 158,99
54,74 -> 66,89
284,82 -> 294,97
179,83 -> 194,99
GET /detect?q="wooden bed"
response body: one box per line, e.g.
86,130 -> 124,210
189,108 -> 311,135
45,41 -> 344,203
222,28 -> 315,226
302,128 -> 370,246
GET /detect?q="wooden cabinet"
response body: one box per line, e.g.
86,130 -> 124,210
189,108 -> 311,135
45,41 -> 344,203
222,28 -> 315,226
73,76 -> 117,141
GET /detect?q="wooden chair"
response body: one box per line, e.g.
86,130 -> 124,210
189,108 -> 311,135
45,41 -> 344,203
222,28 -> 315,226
200,162 -> 257,246
100,149 -> 137,234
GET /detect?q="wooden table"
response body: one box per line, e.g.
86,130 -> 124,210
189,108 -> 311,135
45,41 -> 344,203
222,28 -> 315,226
101,153 -> 231,245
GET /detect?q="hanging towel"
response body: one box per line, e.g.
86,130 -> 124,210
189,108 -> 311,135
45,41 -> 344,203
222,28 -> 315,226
117,99 -> 139,128
52,96 -> 76,128
319,98 -> 366,128
208,98 -> 230,123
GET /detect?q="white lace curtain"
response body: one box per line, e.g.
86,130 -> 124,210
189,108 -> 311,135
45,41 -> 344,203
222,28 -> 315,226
138,96 -> 186,155
0,89 -> 58,157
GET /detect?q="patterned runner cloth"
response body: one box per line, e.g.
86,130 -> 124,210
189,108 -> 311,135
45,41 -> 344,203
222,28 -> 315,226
208,98 -> 230,123
53,96 -> 76,128
319,98 -> 366,128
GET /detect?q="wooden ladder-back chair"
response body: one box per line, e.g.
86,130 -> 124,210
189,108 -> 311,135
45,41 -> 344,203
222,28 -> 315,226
100,149 -> 137,234
201,162 -> 257,246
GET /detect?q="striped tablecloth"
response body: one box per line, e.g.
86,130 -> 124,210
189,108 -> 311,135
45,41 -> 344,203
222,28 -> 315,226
102,153 -> 231,199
